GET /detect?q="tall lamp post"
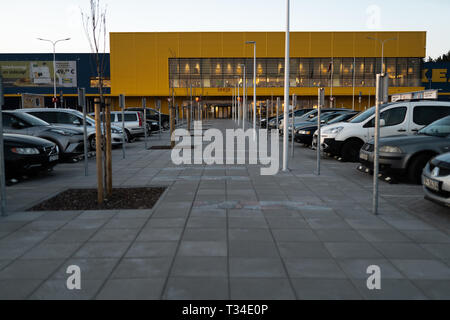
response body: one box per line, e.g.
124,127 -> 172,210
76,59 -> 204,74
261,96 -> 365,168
283,0 -> 290,172
245,41 -> 256,133
367,36 -> 397,74
239,64 -> 246,130
37,37 -> 71,108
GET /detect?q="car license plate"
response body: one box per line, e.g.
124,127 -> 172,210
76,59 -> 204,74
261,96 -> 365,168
423,176 -> 440,191
360,152 -> 369,161
49,155 -> 59,162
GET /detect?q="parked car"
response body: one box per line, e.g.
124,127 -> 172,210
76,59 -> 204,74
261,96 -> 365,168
90,111 -> 146,141
268,108 -> 313,130
359,115 -> 450,183
318,100 -> 450,162
16,108 -> 125,151
295,111 -> 359,146
126,107 -> 170,130
3,133 -> 59,179
2,111 -> 84,160
422,152 -> 450,207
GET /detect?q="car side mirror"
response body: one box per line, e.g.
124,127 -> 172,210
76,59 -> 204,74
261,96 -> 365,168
73,119 -> 81,125
380,119 -> 386,127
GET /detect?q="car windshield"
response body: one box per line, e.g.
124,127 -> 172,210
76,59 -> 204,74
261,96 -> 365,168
14,112 -> 49,126
349,105 -> 390,123
418,116 -> 450,137
327,113 -> 357,125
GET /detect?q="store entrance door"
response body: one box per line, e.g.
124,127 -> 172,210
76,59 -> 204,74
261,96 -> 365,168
215,106 -> 231,119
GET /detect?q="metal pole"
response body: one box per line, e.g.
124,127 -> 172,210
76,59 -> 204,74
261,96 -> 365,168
276,97 -> 280,131
158,101 -> 162,140
0,74 -> 7,216
330,58 -> 334,108
237,81 -> 241,126
317,88 -> 324,175
291,94 -> 295,157
373,74 -> 382,215
352,57 -> 356,111
282,0 -> 290,171
53,43 -> 57,108
78,88 -> 88,176
266,99 -> 269,134
242,64 -> 246,130
119,94 -> 125,159
253,43 -> 256,132
143,98 -> 147,150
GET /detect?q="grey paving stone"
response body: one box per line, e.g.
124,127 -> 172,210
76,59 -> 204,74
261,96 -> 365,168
271,229 -> 320,242
0,221 -> 28,232
183,228 -> 227,241
230,258 -> 287,278
337,259 -> 404,279
137,228 -> 183,241
228,228 -> 273,242
74,242 -> 130,258
228,209 -> 264,218
266,217 -> 309,229
112,258 -> 172,279
262,209 -> 301,218
76,211 -> 117,220
114,210 -> 153,219
21,242 -> 82,260
228,217 -> 268,229
306,218 -> 351,230
171,256 -> 227,277
402,230 -> 450,243
0,279 -> 42,299
190,208 -> 227,218
2,229 -> 52,244
30,279 -> 104,300
38,211 -> 82,221
382,218 -> 436,231
284,259 -> 347,279
357,229 -> 411,242
97,278 -> 165,300
62,219 -> 109,230
278,242 -> 332,259
0,242 -> 35,260
291,279 -> 362,300
345,218 -> 393,230
0,259 -> 11,271
103,218 -> 148,229
230,278 -> 296,300
126,241 -> 178,258
20,220 -> 68,231
315,229 -> 367,242
152,208 -> 190,218
146,218 -> 187,228
90,228 -> 140,242
164,277 -> 228,300
229,241 -> 279,258
325,242 -> 384,259
178,241 -> 227,257
351,278 -> 427,300
52,258 -> 119,280
186,217 -> 226,228
413,280 -> 450,299
371,242 -> 436,259
420,244 -> 450,260
0,259 -> 63,280
391,259 -> 450,280
44,229 -> 97,243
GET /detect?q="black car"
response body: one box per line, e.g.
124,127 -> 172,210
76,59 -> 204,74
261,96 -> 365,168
126,107 -> 171,130
294,111 -> 359,146
4,133 -> 59,179
267,108 -> 314,130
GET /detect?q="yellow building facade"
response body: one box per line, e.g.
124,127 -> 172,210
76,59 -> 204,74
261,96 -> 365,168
109,31 -> 426,115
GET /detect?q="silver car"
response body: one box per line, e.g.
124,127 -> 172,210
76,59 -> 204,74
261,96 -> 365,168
17,108 -> 125,151
2,111 -> 84,159
422,152 -> 450,207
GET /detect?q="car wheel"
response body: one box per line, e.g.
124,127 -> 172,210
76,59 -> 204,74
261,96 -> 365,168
125,129 -> 133,143
162,120 -> 169,130
407,154 -> 433,184
88,136 -> 96,151
341,140 -> 363,162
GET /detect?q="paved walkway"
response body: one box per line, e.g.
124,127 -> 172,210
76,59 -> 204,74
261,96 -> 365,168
0,119 -> 449,299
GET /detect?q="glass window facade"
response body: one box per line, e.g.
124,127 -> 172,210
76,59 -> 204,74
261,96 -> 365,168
169,58 -> 421,88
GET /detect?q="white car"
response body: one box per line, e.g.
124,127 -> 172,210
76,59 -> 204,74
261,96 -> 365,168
18,108 -> 125,151
422,152 -> 450,207
318,100 -> 450,162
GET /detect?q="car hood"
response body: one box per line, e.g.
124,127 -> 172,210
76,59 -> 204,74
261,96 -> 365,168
296,123 -> 318,131
3,133 -> 55,147
377,134 -> 445,147
431,152 -> 450,167
47,125 -> 84,134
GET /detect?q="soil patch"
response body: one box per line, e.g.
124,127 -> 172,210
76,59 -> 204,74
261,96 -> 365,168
28,187 -> 166,211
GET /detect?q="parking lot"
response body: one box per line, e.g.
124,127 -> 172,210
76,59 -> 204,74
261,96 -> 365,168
0,119 -> 449,300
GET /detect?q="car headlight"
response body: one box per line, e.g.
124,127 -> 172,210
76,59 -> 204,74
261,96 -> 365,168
379,146 -> 402,153
11,147 -> 40,155
151,121 -> 158,125
298,130 -> 311,135
49,128 -> 74,136
324,126 -> 344,135
111,127 -> 122,134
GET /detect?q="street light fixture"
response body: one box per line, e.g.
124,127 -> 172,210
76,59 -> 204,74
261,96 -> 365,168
239,64 -> 246,130
367,36 -> 397,74
37,37 -> 71,108
245,41 -> 256,133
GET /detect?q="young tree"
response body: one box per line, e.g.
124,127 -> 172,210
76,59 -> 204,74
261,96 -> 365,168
81,0 -> 112,203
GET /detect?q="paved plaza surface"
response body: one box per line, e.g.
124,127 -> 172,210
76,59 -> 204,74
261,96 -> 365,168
0,119 -> 449,300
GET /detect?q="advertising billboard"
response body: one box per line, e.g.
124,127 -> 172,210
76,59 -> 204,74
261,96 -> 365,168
0,61 -> 77,88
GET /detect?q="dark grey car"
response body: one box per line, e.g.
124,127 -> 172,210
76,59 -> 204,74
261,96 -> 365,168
2,111 -> 84,160
359,115 -> 450,183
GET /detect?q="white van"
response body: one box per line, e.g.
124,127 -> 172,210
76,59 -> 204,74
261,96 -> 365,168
318,100 -> 450,161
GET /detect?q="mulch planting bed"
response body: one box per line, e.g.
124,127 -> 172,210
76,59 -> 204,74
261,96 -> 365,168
28,187 -> 166,211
